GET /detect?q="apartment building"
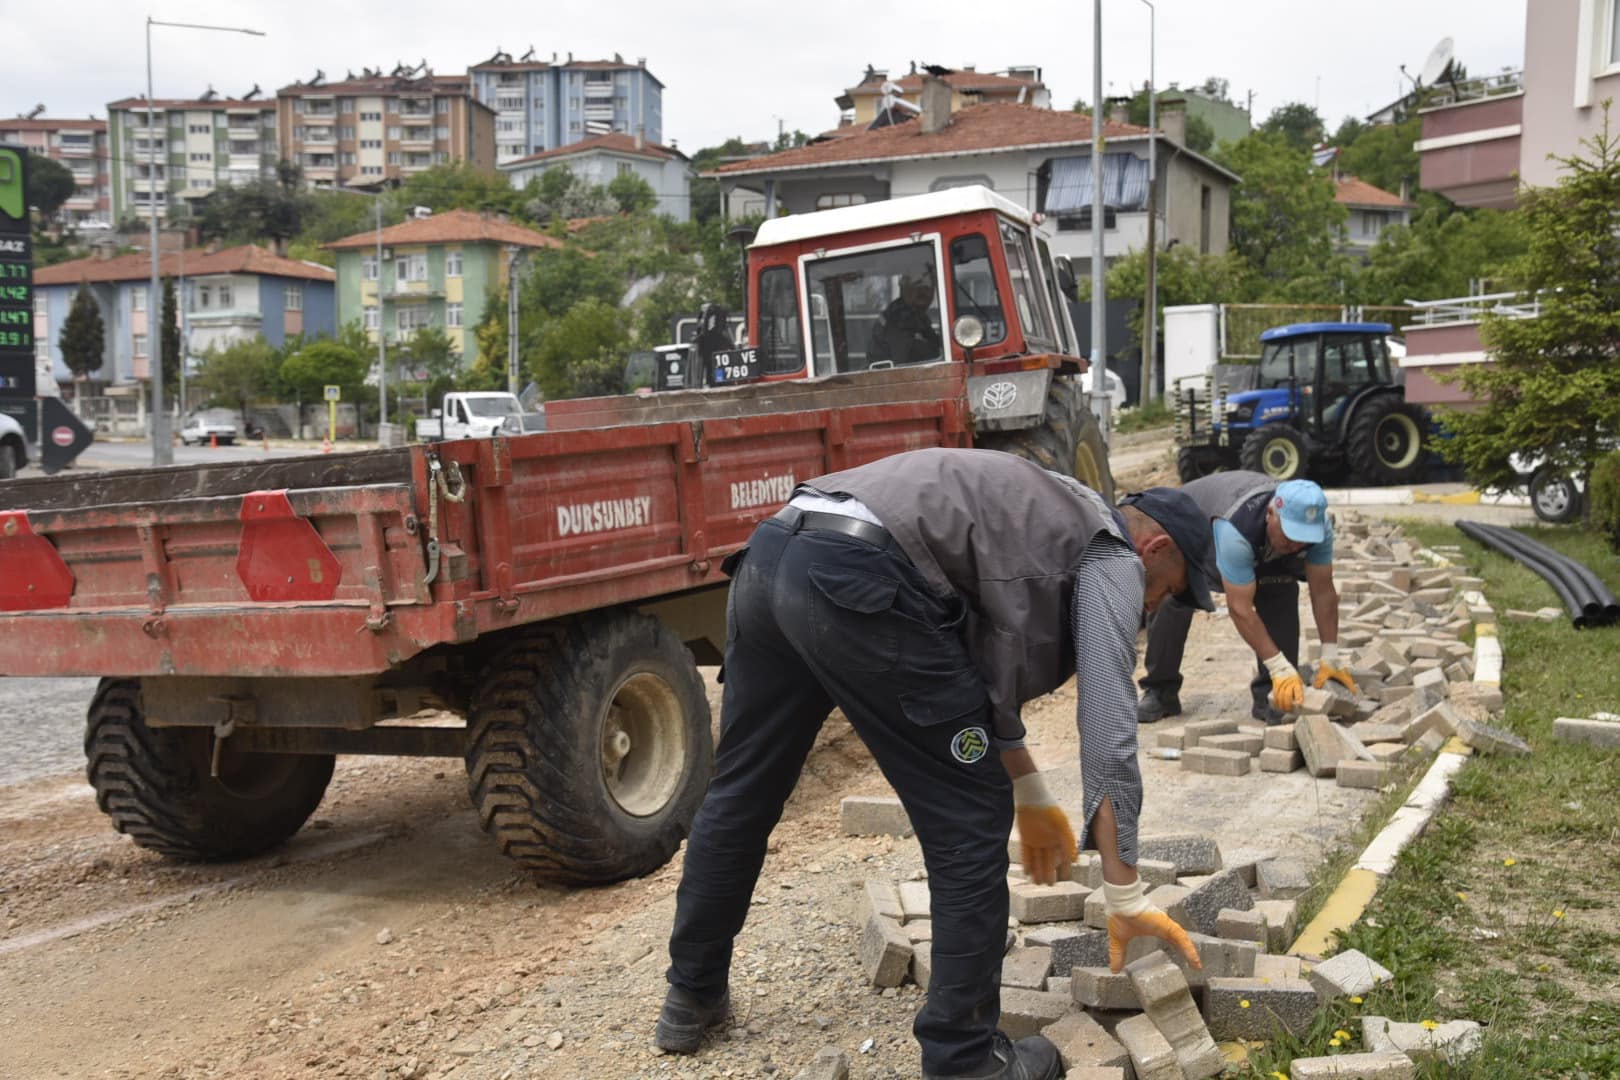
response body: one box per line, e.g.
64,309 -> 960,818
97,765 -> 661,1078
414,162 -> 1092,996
469,50 -> 664,165
0,116 -> 111,227
276,68 -> 496,189
106,92 -> 278,224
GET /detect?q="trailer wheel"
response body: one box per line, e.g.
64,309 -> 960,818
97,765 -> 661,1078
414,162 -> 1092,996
1239,424 -> 1310,482
465,612 -> 713,885
979,376 -> 1116,501
1176,446 -> 1233,483
84,679 -> 334,860
1347,395 -> 1428,485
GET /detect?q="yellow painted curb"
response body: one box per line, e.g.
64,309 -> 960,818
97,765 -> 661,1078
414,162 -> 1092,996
1442,737 -> 1474,756
1474,624 -> 1497,638
1412,490 -> 1484,505
1289,868 -> 1380,958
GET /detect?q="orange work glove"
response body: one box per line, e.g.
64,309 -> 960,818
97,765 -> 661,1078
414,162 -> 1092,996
1312,643 -> 1360,694
1263,652 -> 1305,712
1012,772 -> 1077,886
1104,878 -> 1202,973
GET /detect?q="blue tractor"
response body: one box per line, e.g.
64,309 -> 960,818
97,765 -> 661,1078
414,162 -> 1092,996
1174,322 -> 1429,486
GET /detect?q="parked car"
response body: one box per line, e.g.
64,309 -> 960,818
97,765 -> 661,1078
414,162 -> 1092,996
1082,367 -> 1127,413
180,409 -> 238,446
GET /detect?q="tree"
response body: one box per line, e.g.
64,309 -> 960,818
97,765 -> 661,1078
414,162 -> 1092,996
1439,105 -> 1620,496
1351,196 -> 1526,307
59,283 -> 105,383
26,155 -> 76,224
198,171 -> 315,250
394,324 -> 461,406
607,171 -> 657,215
192,336 -> 279,421
160,279 -> 182,406
531,297 -> 631,399
1114,86 -> 1216,153
279,339 -> 369,404
1080,245 -> 1254,341
523,167 -> 616,223
1197,77 -> 1231,102
1336,115 -> 1422,200
1217,131 -> 1346,295
395,162 -> 523,218
1259,102 -> 1325,151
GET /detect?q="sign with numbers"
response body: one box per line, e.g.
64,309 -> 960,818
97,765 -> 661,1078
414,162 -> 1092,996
0,145 -> 33,402
709,347 -> 761,385
324,384 -> 342,402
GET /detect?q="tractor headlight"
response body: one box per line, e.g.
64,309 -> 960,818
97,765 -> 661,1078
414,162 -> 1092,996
953,315 -> 986,349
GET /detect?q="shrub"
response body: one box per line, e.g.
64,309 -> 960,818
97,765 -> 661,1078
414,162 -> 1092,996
1590,450 -> 1620,552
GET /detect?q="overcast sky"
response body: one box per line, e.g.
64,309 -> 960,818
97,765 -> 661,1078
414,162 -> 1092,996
5,0 -> 1527,149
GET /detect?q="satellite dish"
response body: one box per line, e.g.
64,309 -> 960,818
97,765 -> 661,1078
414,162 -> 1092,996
1417,37 -> 1454,87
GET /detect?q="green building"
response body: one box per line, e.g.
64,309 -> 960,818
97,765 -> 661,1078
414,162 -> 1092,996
1157,87 -> 1252,151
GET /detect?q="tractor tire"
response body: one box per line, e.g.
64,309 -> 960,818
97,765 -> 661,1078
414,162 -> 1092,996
978,376 -> 1115,502
84,678 -> 334,860
1176,446 -> 1235,484
1529,466 -> 1583,524
1347,395 -> 1428,485
465,611 -> 714,885
1239,424 -> 1310,482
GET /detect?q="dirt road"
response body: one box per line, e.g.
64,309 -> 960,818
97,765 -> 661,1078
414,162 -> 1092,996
0,604 -> 1375,1080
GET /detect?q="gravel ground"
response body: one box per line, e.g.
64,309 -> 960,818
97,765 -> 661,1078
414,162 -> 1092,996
0,678 -> 100,786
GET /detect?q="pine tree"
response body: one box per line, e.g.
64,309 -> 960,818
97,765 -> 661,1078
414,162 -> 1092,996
160,278 -> 183,406
59,283 -> 105,386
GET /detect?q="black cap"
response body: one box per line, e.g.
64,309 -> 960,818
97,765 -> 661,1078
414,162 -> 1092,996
1117,488 -> 1216,611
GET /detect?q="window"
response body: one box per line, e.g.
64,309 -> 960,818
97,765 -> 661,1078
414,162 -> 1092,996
361,255 -> 379,281
35,337 -> 49,361
34,295 -> 47,316
998,220 -> 1057,351
498,119 -> 521,133
360,139 -> 382,149
133,333 -> 148,357
188,123 -> 211,135
131,286 -> 146,312
361,165 -> 384,176
339,126 -> 355,140
815,192 -> 867,210
190,179 -> 213,190
388,151 -> 401,165
434,151 -> 448,164
340,99 -> 355,113
948,234 -> 1008,347
217,284 -> 233,308
285,284 -> 303,311
617,162 -> 633,177
397,305 -> 429,333
196,285 -> 211,309
387,126 -> 402,140
497,95 -> 525,110
805,240 -> 942,374
755,266 -> 804,375
362,305 -> 379,330
446,302 -> 463,328
445,251 -> 463,278
190,152 -> 212,162
360,111 -> 382,122
1258,337 -> 1317,389
341,152 -> 356,165
435,126 -> 449,140
569,120 -> 581,133
293,99 -> 305,115
435,99 -> 449,114
396,253 -> 427,282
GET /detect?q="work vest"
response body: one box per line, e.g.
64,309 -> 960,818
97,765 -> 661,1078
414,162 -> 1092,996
1181,470 -> 1307,582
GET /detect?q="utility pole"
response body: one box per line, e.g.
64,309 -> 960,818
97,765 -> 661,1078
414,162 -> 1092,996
505,246 -> 524,396
1090,0 -> 1110,441
1140,0 -> 1158,405
376,195 -> 387,428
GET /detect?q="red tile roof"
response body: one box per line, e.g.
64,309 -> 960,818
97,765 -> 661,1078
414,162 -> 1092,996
711,104 -> 1151,176
845,69 -> 1044,97
0,118 -> 105,133
1335,176 -> 1413,208
34,245 -> 336,286
324,208 -> 562,251
500,133 -> 686,168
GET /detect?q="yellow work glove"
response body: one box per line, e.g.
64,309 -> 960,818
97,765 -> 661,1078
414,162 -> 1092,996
1105,877 -> 1202,973
1263,652 -> 1305,712
1312,643 -> 1360,694
1012,772 -> 1077,886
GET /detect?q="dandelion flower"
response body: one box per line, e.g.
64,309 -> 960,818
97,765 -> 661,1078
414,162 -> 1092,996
1349,996 -> 1364,1005
1503,858 -> 1517,867
1329,1038 -> 1342,1048
1239,999 -> 1251,1008
1554,910 -> 1566,919
1456,891 -> 1468,902
1272,1073 -> 1290,1080
1421,1019 -> 1440,1031
1334,1029 -> 1352,1041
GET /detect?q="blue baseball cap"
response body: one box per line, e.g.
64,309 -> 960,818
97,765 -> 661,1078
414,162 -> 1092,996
1273,480 -> 1329,544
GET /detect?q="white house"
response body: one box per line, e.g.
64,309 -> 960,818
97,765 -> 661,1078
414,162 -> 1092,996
498,132 -> 693,221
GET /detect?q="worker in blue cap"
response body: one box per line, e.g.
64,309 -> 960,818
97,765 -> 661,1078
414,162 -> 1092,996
1135,473 -> 1356,726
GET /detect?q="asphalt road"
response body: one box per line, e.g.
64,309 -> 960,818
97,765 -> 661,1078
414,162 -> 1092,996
0,678 -> 98,786
44,437 -> 326,474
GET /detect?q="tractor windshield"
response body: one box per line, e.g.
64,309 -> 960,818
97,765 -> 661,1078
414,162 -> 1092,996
805,241 -> 943,374
1258,337 -> 1316,388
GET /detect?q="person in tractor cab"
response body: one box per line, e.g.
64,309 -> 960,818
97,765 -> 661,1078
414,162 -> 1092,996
1135,473 -> 1357,727
656,448 -> 1212,1080
866,269 -> 942,367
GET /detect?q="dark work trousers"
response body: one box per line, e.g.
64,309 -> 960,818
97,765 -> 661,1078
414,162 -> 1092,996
666,510 -> 1014,1076
1141,574 -> 1301,709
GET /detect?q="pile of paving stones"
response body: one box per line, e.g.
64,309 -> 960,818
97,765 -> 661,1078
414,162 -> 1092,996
1159,514 -> 1529,786
842,826 -> 1481,1079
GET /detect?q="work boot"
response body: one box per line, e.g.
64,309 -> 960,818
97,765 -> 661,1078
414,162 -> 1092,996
1136,687 -> 1182,724
653,985 -> 730,1053
923,1032 -> 1062,1080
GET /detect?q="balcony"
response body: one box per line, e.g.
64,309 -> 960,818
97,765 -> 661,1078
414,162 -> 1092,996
584,81 -> 614,99
397,101 -> 433,118
1399,291 -> 1540,407
386,279 -> 444,299
399,127 -> 433,146
57,138 -> 95,157
1415,72 -> 1523,210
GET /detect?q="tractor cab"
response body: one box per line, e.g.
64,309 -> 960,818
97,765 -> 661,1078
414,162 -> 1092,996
1176,321 -> 1429,486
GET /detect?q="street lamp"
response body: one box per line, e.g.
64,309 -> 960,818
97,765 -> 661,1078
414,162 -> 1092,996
145,16 -> 265,467
1139,0 -> 1159,405
1090,0 -> 1110,441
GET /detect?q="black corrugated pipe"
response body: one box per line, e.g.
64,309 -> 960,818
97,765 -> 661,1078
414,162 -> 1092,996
1476,523 -> 1616,624
1456,520 -> 1596,628
1472,523 -> 1605,623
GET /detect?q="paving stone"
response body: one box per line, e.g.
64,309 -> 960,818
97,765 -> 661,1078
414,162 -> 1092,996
1083,888 -> 1108,929
1181,718 -> 1239,748
1146,884 -> 1195,930
860,912 -> 912,987
1125,930 -> 1258,987
1203,975 -> 1320,1037
1263,725 -> 1299,751
1114,1013 -> 1181,1080
1348,722 -> 1407,744
1413,727 -> 1447,753
1124,953 -> 1225,1079
911,941 -> 931,990
1300,686 -> 1335,715
1365,742 -> 1409,763
857,879 -> 904,924
1067,851 -> 1103,888
1252,899 -> 1298,954
1297,715 -> 1349,777
897,880 -> 931,923
1308,949 -> 1394,1001
1182,868 -> 1254,935
1259,747 -> 1303,772
1137,858 -> 1179,887
997,987 -> 1071,1039
896,917 -> 931,945
1040,1009 -> 1133,1074
1154,726 -> 1186,750
1288,1051 -> 1416,1079
1025,925 -> 1110,972
1362,1016 -> 1483,1064
1071,965 -> 1139,1010
1223,847 -> 1279,890
1000,945 -> 1053,990
1216,906 -> 1268,945
1252,952 -> 1303,982
1009,880 -> 1089,923
1138,834 -> 1224,875
1450,683 -> 1504,712
1454,713 -> 1532,757
1337,760 -> 1393,789
1046,976 -> 1070,997
1553,716 -> 1620,748
840,795 -> 913,837
1255,857 -> 1311,900
791,1046 -> 851,1080
1180,746 -> 1254,776
1202,732 -> 1265,755
1054,1068 -> 1127,1080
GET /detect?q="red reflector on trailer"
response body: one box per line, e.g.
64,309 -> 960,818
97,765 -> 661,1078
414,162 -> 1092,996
236,491 -> 342,602
0,511 -> 75,611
